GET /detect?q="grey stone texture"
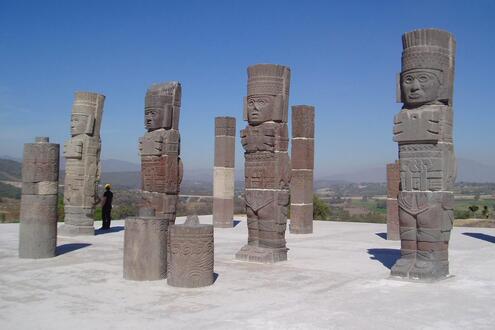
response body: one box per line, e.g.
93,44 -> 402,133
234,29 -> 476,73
386,161 -> 400,240
123,209 -> 168,281
290,105 -> 315,234
235,64 -> 291,263
60,92 -> 105,236
213,116 -> 236,228
139,82 -> 183,224
167,215 -> 214,288
391,29 -> 456,281
19,137 -> 59,258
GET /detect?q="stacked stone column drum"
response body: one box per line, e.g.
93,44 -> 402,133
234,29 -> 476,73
213,117 -> 236,228
123,209 -> 168,281
60,92 -> 105,236
19,137 -> 59,259
168,215 -> 214,288
235,64 -> 291,263
290,105 -> 315,234
386,161 -> 400,240
391,29 -> 456,281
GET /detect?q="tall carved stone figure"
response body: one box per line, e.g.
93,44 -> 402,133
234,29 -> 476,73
60,92 -> 105,236
391,29 -> 456,280
386,161 -> 400,240
235,64 -> 291,263
139,82 -> 183,223
290,105 -> 315,234
213,116 -> 236,228
19,137 -> 59,258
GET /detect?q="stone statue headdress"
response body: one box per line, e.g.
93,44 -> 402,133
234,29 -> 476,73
244,64 -> 291,122
398,28 -> 456,105
71,92 -> 105,136
145,81 -> 182,130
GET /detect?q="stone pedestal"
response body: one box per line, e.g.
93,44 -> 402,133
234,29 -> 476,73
290,105 -> 315,234
167,215 -> 214,288
60,92 -> 105,236
213,117 -> 236,228
19,137 -> 59,259
386,161 -> 400,240
123,209 -> 168,281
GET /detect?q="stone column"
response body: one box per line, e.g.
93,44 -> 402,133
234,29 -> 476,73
167,215 -> 214,288
19,137 -> 59,258
290,105 -> 315,234
386,161 -> 400,240
391,29 -> 456,281
139,82 -> 183,224
213,116 -> 236,228
123,208 -> 168,281
235,64 -> 291,263
60,92 -> 105,236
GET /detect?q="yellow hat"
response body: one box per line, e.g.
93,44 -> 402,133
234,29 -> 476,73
104,184 -> 111,189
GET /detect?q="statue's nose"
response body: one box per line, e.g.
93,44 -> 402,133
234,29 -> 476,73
411,79 -> 421,91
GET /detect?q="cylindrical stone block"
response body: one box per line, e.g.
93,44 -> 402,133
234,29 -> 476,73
123,217 -> 168,281
19,138 -> 59,259
213,116 -> 236,228
167,223 -> 214,288
290,105 -> 315,234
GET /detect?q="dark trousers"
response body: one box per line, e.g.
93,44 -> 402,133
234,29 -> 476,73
102,206 -> 112,229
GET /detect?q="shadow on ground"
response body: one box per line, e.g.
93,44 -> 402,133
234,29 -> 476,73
57,243 -> 91,256
367,248 -> 400,269
213,272 -> 219,284
233,220 -> 241,227
95,226 -> 125,235
462,232 -> 495,244
375,232 -> 387,240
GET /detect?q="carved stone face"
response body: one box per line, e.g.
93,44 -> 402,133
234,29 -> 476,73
144,107 -> 163,131
401,69 -> 442,107
71,114 -> 89,135
247,95 -> 275,125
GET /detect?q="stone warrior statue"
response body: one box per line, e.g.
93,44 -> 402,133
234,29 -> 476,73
235,64 -> 291,263
139,82 -> 183,223
60,92 -> 105,236
392,29 -> 456,280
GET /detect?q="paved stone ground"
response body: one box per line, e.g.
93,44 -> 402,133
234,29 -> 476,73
1,216 -> 494,329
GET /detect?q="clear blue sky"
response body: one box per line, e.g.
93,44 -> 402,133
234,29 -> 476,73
1,0 -> 494,177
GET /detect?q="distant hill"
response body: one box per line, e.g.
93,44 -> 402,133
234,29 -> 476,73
0,159 -> 22,181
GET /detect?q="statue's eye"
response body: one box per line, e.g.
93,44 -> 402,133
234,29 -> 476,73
248,100 -> 254,106
418,75 -> 429,83
259,100 -> 265,105
404,76 -> 413,84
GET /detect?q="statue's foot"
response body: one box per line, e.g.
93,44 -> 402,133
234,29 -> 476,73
235,244 -> 287,264
390,251 -> 416,278
409,252 -> 449,280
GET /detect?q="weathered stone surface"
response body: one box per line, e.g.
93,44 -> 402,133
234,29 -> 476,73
213,198 -> 234,228
235,64 -> 291,262
19,138 -> 59,259
289,204 -> 313,234
123,213 -> 168,281
167,218 -> 214,288
290,105 -> 314,234
139,82 -> 183,224
60,92 -> 105,236
386,161 -> 400,240
386,199 -> 400,241
391,29 -> 456,281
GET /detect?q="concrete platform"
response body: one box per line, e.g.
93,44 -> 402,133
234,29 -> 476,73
1,216 -> 494,329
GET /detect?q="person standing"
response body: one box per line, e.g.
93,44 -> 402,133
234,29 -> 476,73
100,184 -> 113,230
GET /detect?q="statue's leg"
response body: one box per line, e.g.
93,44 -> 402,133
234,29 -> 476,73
391,203 -> 417,277
410,192 -> 452,280
246,205 -> 259,246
